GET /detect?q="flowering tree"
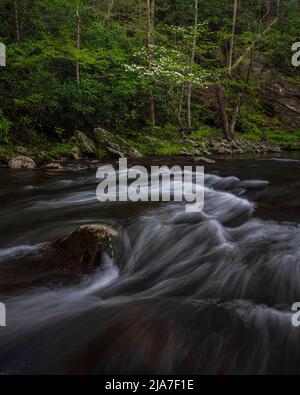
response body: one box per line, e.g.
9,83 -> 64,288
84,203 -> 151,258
125,43 -> 212,132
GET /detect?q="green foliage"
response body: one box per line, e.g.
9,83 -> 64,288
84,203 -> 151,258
156,142 -> 182,156
48,142 -> 75,159
0,112 -> 12,144
267,129 -> 300,147
96,147 -> 107,160
191,125 -> 221,140
0,144 -> 16,160
0,0 -> 299,150
237,106 -> 268,136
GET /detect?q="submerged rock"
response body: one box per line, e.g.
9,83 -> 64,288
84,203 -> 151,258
53,224 -> 119,265
42,163 -> 64,171
9,156 -> 37,169
94,127 -> 142,158
193,156 -> 216,164
0,224 -> 119,293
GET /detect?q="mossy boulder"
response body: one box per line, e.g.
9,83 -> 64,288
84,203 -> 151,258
94,128 -> 142,158
9,156 -> 37,169
75,130 -> 96,156
53,224 -> 119,266
0,224 -> 119,294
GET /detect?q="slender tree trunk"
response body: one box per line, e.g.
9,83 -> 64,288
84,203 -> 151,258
232,16 -> 280,71
167,87 -> 185,132
187,0 -> 198,130
106,0 -> 114,24
216,85 -> 231,140
139,0 -> 142,24
220,0 -> 238,138
147,0 -> 156,126
263,0 -> 271,20
178,87 -> 185,127
230,48 -> 254,134
228,0 -> 238,75
14,0 -> 20,43
76,4 -> 81,84
230,92 -> 242,134
276,0 -> 280,15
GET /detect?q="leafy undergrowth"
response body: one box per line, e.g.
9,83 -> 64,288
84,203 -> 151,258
131,124 -> 300,156
236,129 -> 300,148
47,143 -> 75,159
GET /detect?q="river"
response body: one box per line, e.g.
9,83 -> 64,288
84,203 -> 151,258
0,153 -> 300,375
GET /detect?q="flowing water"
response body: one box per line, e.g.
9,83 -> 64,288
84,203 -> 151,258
0,153 -> 300,375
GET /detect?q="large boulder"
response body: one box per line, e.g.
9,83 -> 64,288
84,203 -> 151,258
0,224 -> 119,293
94,127 -> 142,158
9,156 -> 36,169
53,224 -> 119,265
75,130 -> 96,156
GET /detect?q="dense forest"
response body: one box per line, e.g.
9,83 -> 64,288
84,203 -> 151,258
0,0 -> 300,161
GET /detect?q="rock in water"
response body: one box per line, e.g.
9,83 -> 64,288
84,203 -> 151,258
75,130 -> 96,156
0,225 -> 119,294
53,224 -> 119,266
42,163 -> 64,171
9,156 -> 37,169
94,127 -> 142,158
193,156 -> 216,164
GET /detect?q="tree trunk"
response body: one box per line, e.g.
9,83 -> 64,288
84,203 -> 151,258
230,49 -> 254,134
230,92 -> 242,134
216,85 -> 231,140
276,0 -> 281,15
263,0 -> 271,20
14,0 -> 20,43
228,0 -> 238,75
147,0 -> 156,126
187,0 -> 198,130
76,4 -> 81,84
217,0 -> 238,139
106,0 -> 114,24
167,87 -> 185,132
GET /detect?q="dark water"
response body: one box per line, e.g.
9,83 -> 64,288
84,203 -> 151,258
0,153 -> 300,375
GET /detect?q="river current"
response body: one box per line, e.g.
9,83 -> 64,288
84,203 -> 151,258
0,154 -> 300,374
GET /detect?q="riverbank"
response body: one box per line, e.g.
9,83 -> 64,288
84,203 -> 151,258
1,125 -> 300,169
